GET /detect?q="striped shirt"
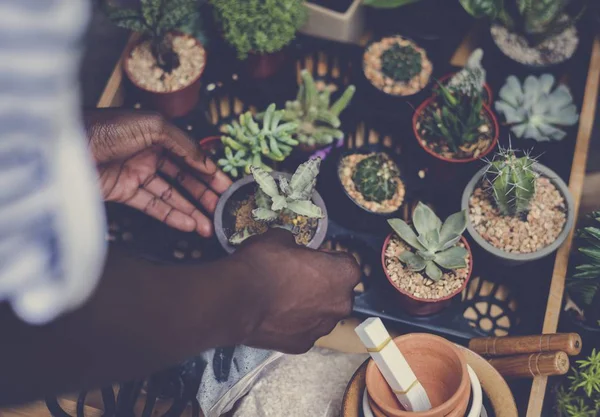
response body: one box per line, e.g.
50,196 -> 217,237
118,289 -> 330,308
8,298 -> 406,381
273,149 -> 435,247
0,0 -> 107,324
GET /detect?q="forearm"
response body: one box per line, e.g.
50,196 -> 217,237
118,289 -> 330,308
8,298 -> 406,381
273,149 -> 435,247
0,246 -> 258,406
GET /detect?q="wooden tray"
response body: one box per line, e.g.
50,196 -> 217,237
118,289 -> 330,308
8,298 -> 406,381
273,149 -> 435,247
94,25 -> 600,417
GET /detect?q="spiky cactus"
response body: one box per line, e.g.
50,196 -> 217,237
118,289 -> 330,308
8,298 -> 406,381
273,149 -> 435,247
218,104 -> 299,178
447,48 -> 486,98
388,203 -> 468,282
281,70 -> 355,147
485,147 -> 537,216
380,43 -> 422,82
352,154 -> 400,203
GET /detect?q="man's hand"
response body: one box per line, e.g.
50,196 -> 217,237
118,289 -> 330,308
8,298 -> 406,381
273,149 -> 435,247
231,229 -> 362,354
85,109 -> 231,237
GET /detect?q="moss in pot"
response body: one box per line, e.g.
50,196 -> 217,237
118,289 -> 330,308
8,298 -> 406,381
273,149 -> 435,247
461,146 -> 574,265
105,0 -> 207,118
215,158 -> 327,254
382,203 -> 473,316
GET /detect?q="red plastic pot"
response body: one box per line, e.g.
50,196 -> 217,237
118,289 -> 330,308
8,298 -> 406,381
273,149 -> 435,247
245,50 -> 288,79
437,73 -> 493,105
381,233 -> 473,316
123,33 -> 206,118
412,96 -> 499,164
199,136 -> 222,152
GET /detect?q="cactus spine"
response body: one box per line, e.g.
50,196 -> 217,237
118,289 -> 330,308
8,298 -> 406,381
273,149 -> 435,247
486,146 -> 537,216
352,153 -> 399,203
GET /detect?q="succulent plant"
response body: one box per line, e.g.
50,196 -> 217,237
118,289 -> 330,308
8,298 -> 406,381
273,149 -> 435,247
352,153 -> 400,203
218,104 -> 299,178
251,158 -> 323,223
388,202 -> 468,282
380,43 -> 423,82
485,146 -> 538,217
556,349 -> 600,416
422,83 -> 485,152
281,70 -> 355,147
495,74 -> 579,142
447,48 -> 486,98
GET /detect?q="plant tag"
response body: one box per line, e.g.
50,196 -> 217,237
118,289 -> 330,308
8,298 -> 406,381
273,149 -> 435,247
355,317 -> 432,412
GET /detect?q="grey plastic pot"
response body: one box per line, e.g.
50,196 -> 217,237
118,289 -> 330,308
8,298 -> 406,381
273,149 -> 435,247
461,163 -> 575,266
214,172 -> 328,254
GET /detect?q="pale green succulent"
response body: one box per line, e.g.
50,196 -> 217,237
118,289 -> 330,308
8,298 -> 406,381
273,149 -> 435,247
388,203 -> 468,282
447,48 -> 486,98
251,158 -> 324,223
495,74 -> 579,142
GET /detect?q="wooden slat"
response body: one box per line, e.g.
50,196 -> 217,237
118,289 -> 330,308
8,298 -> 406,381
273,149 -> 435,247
95,33 -> 138,108
526,34 -> 600,417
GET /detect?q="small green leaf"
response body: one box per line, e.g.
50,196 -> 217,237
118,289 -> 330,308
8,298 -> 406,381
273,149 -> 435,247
271,195 -> 288,211
412,202 -> 442,239
289,158 -> 321,200
251,166 -> 281,199
287,200 -> 323,218
434,246 -> 469,269
387,219 -> 426,252
252,208 -> 278,222
398,251 -> 427,271
425,262 -> 443,282
439,210 -> 467,245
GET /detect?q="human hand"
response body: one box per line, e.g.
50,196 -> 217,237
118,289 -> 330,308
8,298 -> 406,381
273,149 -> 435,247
231,229 -> 361,354
85,109 -> 231,237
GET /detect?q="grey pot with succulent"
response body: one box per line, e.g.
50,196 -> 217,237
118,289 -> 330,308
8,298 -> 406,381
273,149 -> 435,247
495,74 -> 579,142
214,158 -> 328,254
382,202 -> 473,315
459,0 -> 584,67
461,145 -> 574,265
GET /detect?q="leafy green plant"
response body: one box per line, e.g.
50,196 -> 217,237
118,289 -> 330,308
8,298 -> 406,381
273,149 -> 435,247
380,43 -> 423,82
103,0 -> 198,72
495,74 -> 579,142
250,158 -> 323,223
485,146 -> 537,217
352,154 -> 400,203
282,70 -> 355,147
422,83 -> 485,152
556,349 -> 600,416
567,211 -> 600,325
210,0 -> 308,60
218,104 -> 299,178
363,0 -> 423,7
459,0 -> 585,45
387,202 -> 468,281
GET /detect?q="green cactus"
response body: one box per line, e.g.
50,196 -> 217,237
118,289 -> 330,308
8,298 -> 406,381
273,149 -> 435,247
280,70 -> 355,147
218,103 -> 299,178
380,43 -> 422,82
388,202 -> 468,282
351,153 -> 400,203
485,146 -> 537,217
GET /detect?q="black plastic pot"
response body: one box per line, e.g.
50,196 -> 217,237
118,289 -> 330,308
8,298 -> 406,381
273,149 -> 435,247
214,171 -> 328,254
320,144 -> 417,234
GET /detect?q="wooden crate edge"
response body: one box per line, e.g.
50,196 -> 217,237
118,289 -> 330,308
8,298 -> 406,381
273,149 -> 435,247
95,33 -> 139,108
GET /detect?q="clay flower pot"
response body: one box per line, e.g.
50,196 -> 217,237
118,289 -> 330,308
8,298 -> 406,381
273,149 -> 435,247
366,334 -> 471,417
412,96 -> 499,164
214,171 -> 328,254
436,73 -> 493,105
381,234 -> 473,316
245,50 -> 288,79
123,33 -> 206,118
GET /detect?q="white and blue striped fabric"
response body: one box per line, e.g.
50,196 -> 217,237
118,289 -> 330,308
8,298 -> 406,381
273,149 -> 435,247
0,0 -> 107,324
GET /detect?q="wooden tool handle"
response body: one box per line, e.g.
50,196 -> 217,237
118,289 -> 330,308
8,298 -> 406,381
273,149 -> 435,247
487,351 -> 570,379
468,333 -> 582,357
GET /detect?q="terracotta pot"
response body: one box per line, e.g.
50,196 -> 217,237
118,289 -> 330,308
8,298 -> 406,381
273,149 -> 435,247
213,171 -> 328,254
245,50 -> 288,79
412,96 -> 499,165
381,234 -> 473,316
366,334 -> 471,417
436,73 -> 493,106
123,34 -> 206,118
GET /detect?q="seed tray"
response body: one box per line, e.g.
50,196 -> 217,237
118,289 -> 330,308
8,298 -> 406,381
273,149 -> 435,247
93,23 -> 600,417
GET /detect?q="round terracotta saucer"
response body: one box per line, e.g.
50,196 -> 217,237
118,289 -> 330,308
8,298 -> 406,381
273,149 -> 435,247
341,345 -> 517,417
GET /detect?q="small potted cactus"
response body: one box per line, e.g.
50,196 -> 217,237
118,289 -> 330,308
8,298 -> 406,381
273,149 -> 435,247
495,74 -> 579,142
461,145 -> 574,265
216,104 -> 299,179
382,202 -> 473,315
413,51 -> 499,163
214,158 -> 327,254
362,35 -> 433,97
436,49 -> 493,105
281,70 -> 355,155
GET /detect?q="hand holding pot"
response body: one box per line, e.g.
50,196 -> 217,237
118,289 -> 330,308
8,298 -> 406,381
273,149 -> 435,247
86,109 -> 232,237
233,228 -> 361,354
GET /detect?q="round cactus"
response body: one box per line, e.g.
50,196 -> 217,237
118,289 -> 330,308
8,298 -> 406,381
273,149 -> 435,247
351,153 -> 400,203
380,43 -> 422,82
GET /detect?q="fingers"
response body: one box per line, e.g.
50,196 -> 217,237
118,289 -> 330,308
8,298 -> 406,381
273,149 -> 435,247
324,251 -> 362,290
161,123 -> 232,194
141,174 -> 213,237
122,188 -> 200,234
158,158 -> 220,214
